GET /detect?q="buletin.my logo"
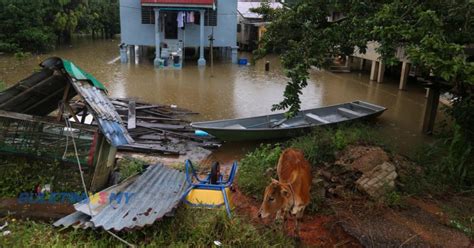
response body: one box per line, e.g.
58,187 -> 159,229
18,192 -> 135,205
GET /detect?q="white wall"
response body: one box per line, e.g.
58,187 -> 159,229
120,0 -> 237,48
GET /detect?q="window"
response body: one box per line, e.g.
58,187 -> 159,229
141,6 -> 155,24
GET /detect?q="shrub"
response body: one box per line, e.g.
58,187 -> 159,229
118,157 -> 146,181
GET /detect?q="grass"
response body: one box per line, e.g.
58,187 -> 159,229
0,156 -> 86,197
237,123 -> 383,212
0,208 -> 295,247
117,157 -> 146,181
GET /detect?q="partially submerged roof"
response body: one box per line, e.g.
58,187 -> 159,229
54,164 -> 188,231
237,2 -> 282,19
141,0 -> 214,8
0,57 -> 133,147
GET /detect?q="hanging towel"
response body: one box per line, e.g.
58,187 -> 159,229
177,12 -> 185,28
189,11 -> 195,23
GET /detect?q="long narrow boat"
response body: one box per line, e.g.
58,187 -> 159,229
191,101 -> 387,141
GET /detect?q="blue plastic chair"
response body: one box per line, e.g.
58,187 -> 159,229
181,160 -> 238,217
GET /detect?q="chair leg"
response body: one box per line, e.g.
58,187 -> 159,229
222,188 -> 232,218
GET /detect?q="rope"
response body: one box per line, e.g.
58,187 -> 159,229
61,106 -> 135,248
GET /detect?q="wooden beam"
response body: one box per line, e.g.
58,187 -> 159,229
0,74 -> 55,108
22,87 -> 65,113
57,83 -> 71,122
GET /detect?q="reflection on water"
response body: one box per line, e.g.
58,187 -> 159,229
0,38 -> 440,157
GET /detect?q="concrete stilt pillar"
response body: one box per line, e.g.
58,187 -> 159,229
153,9 -> 161,67
198,9 -> 206,66
377,62 -> 385,83
399,61 -> 411,90
370,60 -> 379,81
120,44 -> 128,63
129,45 -> 135,64
359,58 -> 365,71
231,46 -> 238,64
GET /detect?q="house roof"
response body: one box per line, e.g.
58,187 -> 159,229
237,2 -> 282,19
141,0 -> 214,8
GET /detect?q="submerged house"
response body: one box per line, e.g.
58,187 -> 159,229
237,1 -> 282,51
0,57 -> 133,192
120,0 -> 238,68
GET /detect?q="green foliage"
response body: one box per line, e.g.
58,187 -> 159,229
0,0 -> 120,53
0,157 -> 85,197
238,144 -> 282,200
118,157 -> 146,181
412,125 -> 474,192
289,124 -> 382,165
255,0 -> 474,125
238,124 -> 381,200
0,80 -> 5,91
0,208 -> 294,247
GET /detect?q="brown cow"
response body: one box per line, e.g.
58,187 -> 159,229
257,148 -> 312,235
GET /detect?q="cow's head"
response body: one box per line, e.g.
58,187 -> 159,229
257,178 -> 292,219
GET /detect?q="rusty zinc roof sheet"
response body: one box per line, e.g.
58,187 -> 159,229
54,164 -> 188,231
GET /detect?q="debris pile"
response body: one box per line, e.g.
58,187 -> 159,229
70,98 -> 221,156
315,146 -> 400,199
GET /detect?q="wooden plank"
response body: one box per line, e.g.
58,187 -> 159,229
127,100 -> 136,130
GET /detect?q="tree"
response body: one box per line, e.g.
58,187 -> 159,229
255,0 -> 474,187
0,0 -> 120,53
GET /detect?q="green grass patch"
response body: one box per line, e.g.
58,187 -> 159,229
238,144 -> 282,201
0,156 -> 86,197
117,157 -> 146,181
238,123 -> 383,208
0,208 -> 294,247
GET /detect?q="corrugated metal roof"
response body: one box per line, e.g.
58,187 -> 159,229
63,59 -> 107,91
72,81 -> 133,147
54,164 -> 188,231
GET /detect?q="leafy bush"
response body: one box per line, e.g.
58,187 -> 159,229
238,144 -> 282,200
289,123 -> 382,165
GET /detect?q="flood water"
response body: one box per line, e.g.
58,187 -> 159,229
0,38 -> 442,159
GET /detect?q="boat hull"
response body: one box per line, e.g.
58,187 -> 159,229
191,101 -> 386,142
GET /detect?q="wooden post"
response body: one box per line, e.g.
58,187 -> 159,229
422,83 -> 440,134
57,83 -> 71,122
209,32 -> 214,77
90,134 -> 117,192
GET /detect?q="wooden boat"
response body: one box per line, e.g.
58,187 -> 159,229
191,101 -> 386,141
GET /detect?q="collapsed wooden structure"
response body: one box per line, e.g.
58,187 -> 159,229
0,57 -> 129,192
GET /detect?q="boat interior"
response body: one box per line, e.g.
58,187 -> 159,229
214,101 -> 385,129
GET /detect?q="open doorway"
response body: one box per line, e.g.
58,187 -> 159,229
164,12 -> 178,40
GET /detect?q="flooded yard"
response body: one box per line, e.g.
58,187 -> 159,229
0,38 -> 440,157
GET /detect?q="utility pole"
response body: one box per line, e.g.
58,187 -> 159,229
209,29 -> 215,77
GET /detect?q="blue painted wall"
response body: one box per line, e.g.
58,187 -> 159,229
120,0 -> 237,47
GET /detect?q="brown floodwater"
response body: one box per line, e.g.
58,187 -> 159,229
0,38 -> 442,159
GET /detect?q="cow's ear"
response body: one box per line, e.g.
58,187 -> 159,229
281,188 -> 291,198
271,178 -> 279,184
